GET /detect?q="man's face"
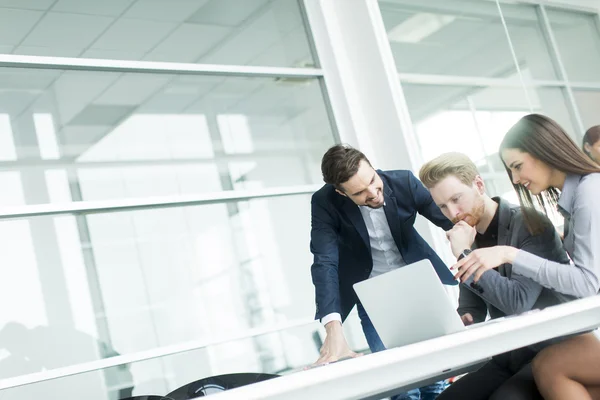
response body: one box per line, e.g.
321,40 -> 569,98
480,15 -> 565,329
337,160 -> 385,208
429,175 -> 485,226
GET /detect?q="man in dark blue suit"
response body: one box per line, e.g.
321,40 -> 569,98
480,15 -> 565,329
310,144 -> 457,400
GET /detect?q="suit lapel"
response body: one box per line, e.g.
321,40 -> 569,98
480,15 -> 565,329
342,199 -> 371,254
496,198 -> 512,276
383,185 -> 403,250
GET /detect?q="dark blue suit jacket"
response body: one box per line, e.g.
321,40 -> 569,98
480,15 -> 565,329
310,170 -> 457,322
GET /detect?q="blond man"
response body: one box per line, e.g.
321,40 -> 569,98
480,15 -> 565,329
419,152 -> 570,400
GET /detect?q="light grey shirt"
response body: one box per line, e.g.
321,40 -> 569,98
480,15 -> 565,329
513,173 -> 600,298
321,204 -> 407,326
359,205 -> 407,278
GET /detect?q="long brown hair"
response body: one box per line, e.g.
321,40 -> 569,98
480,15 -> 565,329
499,114 -> 600,234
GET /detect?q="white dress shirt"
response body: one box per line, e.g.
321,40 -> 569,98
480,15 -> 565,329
322,204 -> 407,326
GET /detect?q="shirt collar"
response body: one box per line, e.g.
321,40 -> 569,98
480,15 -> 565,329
359,201 -> 386,212
557,174 -> 582,217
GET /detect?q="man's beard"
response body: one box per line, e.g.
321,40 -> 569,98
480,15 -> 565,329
451,198 -> 485,227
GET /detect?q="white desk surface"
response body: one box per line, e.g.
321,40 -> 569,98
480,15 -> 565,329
207,295 -> 600,400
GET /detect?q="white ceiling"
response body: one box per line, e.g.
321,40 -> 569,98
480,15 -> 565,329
380,0 -> 559,80
0,0 -> 313,66
0,69 -> 329,160
0,0 -> 327,161
0,0 -> 595,164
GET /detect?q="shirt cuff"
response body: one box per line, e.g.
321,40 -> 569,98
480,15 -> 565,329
321,312 -> 342,326
512,249 -> 544,279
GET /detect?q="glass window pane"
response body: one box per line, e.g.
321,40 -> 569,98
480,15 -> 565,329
523,86 -> 577,137
0,193 -> 317,389
403,84 -> 575,172
0,321 -> 322,400
546,8 -> 600,82
499,3 -> 560,81
0,68 -> 334,205
2,0 -> 315,68
379,0 -> 558,79
490,177 -> 518,203
574,89 -> 600,135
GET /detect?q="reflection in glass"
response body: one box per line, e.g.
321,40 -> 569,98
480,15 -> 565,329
0,193 -> 318,398
0,323 -> 319,400
0,322 -> 134,400
404,84 -> 525,170
403,84 -> 574,195
379,0 -> 557,79
3,0 -> 315,68
0,69 -> 334,205
573,89 -> 600,133
546,8 -> 600,82
0,115 -> 17,161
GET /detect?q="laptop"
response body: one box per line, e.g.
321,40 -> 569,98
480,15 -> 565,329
353,259 -> 504,349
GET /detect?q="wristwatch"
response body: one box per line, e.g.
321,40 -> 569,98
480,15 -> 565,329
456,249 -> 485,294
457,248 -> 472,261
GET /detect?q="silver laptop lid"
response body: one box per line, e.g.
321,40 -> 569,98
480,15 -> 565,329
353,259 -> 464,349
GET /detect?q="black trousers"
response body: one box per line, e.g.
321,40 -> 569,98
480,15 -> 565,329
437,347 -> 543,400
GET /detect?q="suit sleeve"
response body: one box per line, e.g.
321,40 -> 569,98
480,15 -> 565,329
513,180 -> 600,298
310,194 -> 342,320
457,284 -> 488,323
407,170 -> 453,231
463,271 -> 543,315
465,218 -> 570,314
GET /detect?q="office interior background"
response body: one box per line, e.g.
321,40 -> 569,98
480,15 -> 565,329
0,0 -> 599,398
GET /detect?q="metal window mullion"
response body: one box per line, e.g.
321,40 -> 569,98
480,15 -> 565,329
514,0 -> 599,14
537,5 -> 586,137
397,72 -> 567,88
0,185 -> 321,220
298,0 -> 322,69
0,54 -> 323,78
569,82 -> 600,90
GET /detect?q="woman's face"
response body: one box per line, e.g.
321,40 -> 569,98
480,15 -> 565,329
501,148 -> 554,195
584,138 -> 600,164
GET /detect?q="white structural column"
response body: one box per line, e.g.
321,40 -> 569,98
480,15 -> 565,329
303,0 -> 451,259
303,0 -> 423,170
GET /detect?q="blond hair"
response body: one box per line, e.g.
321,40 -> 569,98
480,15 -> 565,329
419,152 -> 479,189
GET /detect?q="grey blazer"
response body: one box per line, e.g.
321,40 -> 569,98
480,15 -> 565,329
457,197 -> 571,323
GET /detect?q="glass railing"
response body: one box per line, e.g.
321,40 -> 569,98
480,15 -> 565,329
0,319 -> 320,400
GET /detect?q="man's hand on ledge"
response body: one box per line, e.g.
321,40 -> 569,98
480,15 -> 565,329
313,320 -> 362,366
461,313 -> 474,326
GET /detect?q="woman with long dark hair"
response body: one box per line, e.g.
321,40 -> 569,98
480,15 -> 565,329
453,114 -> 600,399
